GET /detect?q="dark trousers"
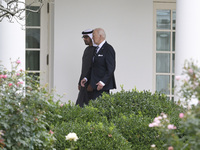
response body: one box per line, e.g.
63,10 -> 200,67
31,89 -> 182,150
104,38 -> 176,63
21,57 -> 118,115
76,87 -> 90,107
76,88 -> 109,107
91,90 -> 109,100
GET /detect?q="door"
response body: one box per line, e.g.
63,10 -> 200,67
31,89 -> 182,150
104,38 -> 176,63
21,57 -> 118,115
25,0 -> 54,89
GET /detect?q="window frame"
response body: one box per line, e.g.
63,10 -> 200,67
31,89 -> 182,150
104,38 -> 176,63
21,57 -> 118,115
153,2 -> 176,100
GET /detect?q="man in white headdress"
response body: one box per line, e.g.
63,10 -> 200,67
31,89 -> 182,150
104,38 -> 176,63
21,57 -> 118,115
76,29 -> 96,107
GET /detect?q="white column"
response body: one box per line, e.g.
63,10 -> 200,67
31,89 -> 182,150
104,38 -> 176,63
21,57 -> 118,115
0,18 -> 25,71
175,0 -> 200,104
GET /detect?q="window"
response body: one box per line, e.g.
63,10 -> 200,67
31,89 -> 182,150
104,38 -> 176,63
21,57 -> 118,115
26,6 -> 41,80
153,2 -> 176,100
25,1 -> 51,87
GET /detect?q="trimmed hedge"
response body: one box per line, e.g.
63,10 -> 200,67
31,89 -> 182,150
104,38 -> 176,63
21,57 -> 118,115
49,89 -> 185,149
54,121 -> 132,150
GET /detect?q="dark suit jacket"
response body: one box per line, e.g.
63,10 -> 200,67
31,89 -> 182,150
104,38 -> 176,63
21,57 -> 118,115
86,42 -> 116,91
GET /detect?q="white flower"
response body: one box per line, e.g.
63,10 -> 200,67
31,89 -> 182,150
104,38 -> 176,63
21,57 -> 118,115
65,132 -> 79,141
151,144 -> 156,148
163,114 -> 167,119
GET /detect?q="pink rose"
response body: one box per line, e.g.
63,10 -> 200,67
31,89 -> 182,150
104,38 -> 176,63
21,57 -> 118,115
3,75 -> 7,78
149,123 -> 154,127
175,76 -> 181,81
8,83 -> 13,87
188,69 -> 193,75
49,130 -> 54,134
179,113 -> 184,118
168,124 -> 176,129
17,81 -> 23,86
19,81 -> 23,84
16,60 -> 21,64
168,146 -> 174,150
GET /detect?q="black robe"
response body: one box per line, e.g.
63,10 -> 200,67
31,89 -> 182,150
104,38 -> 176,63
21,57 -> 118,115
76,46 -> 95,107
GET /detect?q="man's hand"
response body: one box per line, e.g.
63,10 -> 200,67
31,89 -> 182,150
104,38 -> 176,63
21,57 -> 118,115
96,82 -> 103,91
81,78 -> 86,87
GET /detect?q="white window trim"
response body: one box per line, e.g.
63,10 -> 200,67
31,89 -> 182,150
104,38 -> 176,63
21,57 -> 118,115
153,1 -> 176,100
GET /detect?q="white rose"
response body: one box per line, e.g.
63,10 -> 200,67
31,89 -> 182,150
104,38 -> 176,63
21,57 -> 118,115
151,144 -> 156,148
65,132 -> 79,141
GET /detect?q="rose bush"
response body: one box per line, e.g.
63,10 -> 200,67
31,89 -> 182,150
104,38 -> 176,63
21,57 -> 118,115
0,60 -> 56,149
149,60 -> 200,150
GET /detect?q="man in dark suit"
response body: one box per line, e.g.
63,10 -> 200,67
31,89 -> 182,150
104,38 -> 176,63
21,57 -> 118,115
81,28 -> 116,100
76,29 -> 95,107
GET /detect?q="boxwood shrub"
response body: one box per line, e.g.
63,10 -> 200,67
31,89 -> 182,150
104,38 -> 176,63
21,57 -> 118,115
53,121 -> 132,150
89,89 -> 183,121
49,88 -> 185,149
112,114 -> 164,149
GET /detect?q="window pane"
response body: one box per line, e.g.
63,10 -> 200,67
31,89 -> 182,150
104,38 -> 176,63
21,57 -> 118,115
26,29 -> 40,48
156,53 -> 170,73
172,75 -> 174,95
26,51 -> 40,70
27,73 -> 40,81
172,32 -> 175,51
26,6 -> 40,26
156,32 -> 171,51
172,54 -> 175,73
172,10 -> 176,30
171,97 -> 174,101
156,75 -> 170,95
156,10 -> 171,30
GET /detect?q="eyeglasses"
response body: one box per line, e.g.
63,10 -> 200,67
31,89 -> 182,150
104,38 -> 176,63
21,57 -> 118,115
82,35 -> 89,39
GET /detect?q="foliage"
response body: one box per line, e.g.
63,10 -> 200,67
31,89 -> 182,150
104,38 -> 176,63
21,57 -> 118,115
150,60 -> 200,150
178,59 -> 200,102
87,89 -> 184,149
0,60 -> 56,150
50,89 -> 184,149
112,114 -> 163,149
89,89 -> 183,121
0,60 -> 186,149
54,121 -> 132,150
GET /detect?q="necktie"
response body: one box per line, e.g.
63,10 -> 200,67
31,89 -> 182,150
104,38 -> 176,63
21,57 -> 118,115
95,46 -> 99,54
93,46 -> 99,62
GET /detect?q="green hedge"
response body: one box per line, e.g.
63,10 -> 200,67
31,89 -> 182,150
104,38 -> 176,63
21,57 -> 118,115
54,121 -> 132,150
0,60 -> 186,149
89,89 -> 182,121
50,89 -> 185,149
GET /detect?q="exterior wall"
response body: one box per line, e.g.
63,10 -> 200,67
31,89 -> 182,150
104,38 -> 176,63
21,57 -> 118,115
54,0 -> 154,103
0,20 -> 25,71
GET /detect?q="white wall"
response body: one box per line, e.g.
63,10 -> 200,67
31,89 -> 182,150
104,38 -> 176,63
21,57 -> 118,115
0,20 -> 25,71
54,0 -> 153,103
